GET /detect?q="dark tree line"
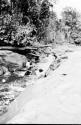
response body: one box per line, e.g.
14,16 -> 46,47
0,0 -> 55,46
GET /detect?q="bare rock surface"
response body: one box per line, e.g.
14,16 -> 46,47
0,50 -> 27,71
0,44 -> 81,124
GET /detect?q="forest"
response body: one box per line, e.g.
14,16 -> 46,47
0,0 -> 81,47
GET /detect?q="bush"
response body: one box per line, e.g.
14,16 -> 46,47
74,38 -> 81,45
70,30 -> 81,44
62,7 -> 79,28
14,25 -> 34,46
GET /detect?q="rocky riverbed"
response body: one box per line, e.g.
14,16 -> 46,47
0,46 -> 61,116
2,43 -> 81,124
0,50 -> 28,115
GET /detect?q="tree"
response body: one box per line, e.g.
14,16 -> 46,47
61,7 -> 81,43
36,0 -> 51,41
45,11 -> 58,42
0,0 -> 11,15
62,7 -> 79,29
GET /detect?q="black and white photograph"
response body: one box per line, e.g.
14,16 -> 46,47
0,0 -> 81,124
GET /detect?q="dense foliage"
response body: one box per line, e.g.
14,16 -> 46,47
0,0 -> 57,46
61,7 -> 81,44
1,0 -> 81,46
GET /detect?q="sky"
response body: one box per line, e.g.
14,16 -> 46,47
49,0 -> 81,18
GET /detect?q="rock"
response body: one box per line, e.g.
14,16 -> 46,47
2,79 -> 6,83
0,66 -> 10,77
14,71 -> 26,77
26,61 -> 30,69
36,54 -> 55,78
0,67 -> 4,76
2,66 -> 10,77
0,50 -> 27,71
10,85 -> 25,92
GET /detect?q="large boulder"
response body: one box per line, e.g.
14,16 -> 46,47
0,50 -> 27,72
